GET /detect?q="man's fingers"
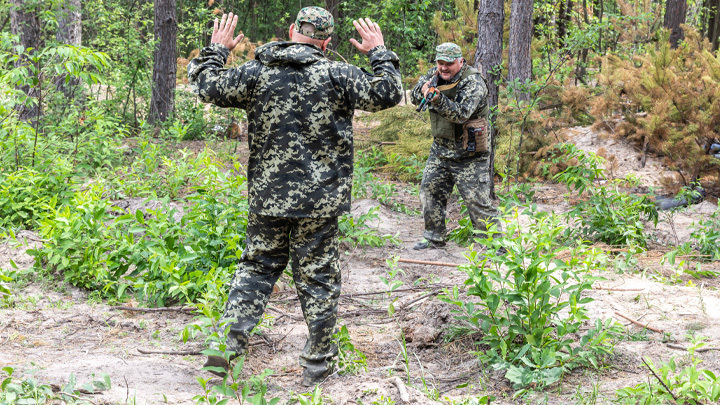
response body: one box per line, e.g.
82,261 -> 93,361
213,18 -> 219,34
364,18 -> 375,31
352,19 -> 366,36
219,13 -> 227,30
232,33 -> 244,47
358,18 -> 371,33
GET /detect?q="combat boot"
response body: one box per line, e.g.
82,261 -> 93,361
413,239 -> 446,250
301,365 -> 333,387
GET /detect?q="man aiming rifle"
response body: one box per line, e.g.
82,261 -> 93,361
411,42 -> 501,250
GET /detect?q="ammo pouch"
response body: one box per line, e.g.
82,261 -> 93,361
462,118 -> 489,153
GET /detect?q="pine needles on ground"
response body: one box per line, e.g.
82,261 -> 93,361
361,105 -> 433,159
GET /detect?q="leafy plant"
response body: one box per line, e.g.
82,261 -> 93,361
380,256 -> 405,316
548,143 -> 658,247
295,385 -> 327,405
616,336 -> 720,404
1,366 -> 110,404
334,325 -> 368,376
568,182 -> 658,247
441,206 -> 622,391
339,207 -> 400,248
548,143 -> 606,195
184,304 -> 280,405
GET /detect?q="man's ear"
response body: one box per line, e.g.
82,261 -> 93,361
321,37 -> 331,51
289,24 -> 295,41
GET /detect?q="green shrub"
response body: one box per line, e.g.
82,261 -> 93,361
548,143 -> 658,247
30,155 -> 249,306
339,207 -> 400,248
569,183 -> 659,248
441,206 -> 621,392
0,164 -> 75,232
616,336 -> 720,404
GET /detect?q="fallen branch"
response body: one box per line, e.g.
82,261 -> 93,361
385,376 -> 410,403
266,306 -> 302,321
642,358 -> 678,402
271,285 -> 451,303
397,290 -> 442,311
111,306 -> 194,313
397,258 -> 461,268
138,348 -> 203,355
666,343 -> 720,353
63,392 -> 96,403
599,285 -> 645,291
614,311 -> 664,334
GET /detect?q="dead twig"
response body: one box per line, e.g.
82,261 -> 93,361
266,306 -> 302,321
63,392 -> 96,403
397,258 -> 461,267
270,285 -> 450,303
138,348 -> 203,355
111,306 -> 194,313
614,311 -> 664,334
642,357 -> 678,402
384,377 -> 409,403
593,287 -> 645,292
397,290 -> 442,311
666,343 -> 720,353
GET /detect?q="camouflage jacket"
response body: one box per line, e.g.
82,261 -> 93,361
188,42 -> 402,218
410,63 -> 488,125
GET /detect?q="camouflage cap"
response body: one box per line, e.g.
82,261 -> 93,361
294,6 -> 334,40
435,42 -> 462,62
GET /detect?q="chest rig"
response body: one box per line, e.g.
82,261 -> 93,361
429,66 -> 484,141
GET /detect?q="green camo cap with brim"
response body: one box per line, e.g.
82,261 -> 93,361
294,6 -> 334,40
435,42 -> 462,62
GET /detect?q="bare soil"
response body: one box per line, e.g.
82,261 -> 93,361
1,126 -> 719,404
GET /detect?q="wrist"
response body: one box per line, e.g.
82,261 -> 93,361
367,45 -> 386,56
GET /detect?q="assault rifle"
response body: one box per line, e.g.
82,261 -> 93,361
416,73 -> 439,112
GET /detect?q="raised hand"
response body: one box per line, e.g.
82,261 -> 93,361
211,13 -> 244,52
349,18 -> 384,55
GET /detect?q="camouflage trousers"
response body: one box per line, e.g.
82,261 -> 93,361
420,139 -> 500,242
222,212 -> 340,375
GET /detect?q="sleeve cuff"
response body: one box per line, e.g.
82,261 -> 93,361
202,43 -> 231,59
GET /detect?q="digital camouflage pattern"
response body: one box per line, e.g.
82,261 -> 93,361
189,42 -> 402,218
419,139 -> 498,241
188,37 -> 401,381
222,213 -> 340,378
411,61 -> 499,242
435,42 -> 462,62
294,6 -> 334,39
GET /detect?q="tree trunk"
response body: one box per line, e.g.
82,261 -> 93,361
149,0 -> 177,125
664,0 -> 687,48
707,0 -> 720,50
55,0 -> 82,101
324,0 -> 341,53
10,0 -> 42,120
557,0 -> 570,46
475,0 -> 505,199
508,0 -> 533,103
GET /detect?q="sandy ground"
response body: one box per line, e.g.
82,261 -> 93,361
1,126 -> 719,404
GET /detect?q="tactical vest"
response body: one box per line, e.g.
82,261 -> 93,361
429,66 -> 487,141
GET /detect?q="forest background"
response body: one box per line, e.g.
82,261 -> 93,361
3,0 -> 720,403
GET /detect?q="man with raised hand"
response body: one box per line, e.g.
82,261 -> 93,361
411,42 -> 500,250
188,7 -> 402,386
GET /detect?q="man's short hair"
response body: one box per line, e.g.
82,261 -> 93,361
294,6 -> 334,40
